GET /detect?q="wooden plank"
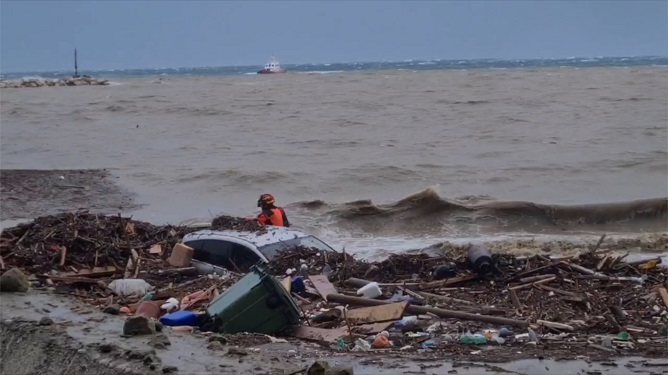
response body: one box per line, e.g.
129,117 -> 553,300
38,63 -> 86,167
509,289 -> 522,311
46,276 -> 101,284
58,266 -> 118,278
327,293 -> 530,328
536,284 -> 580,298
308,275 -> 338,301
345,302 -> 409,325
658,288 -> 668,309
537,319 -> 574,332
281,276 -> 292,293
509,277 -> 556,291
417,291 -> 476,305
352,322 -> 393,335
519,274 -> 556,283
419,274 -> 477,291
290,326 -> 348,343
149,244 -> 163,254
59,246 -> 67,266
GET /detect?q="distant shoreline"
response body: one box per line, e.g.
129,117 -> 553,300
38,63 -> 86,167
2,56 -> 667,80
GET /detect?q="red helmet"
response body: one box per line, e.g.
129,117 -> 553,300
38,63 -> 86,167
257,193 -> 275,207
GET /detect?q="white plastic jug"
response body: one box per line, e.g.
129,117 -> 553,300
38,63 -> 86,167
356,282 -> 382,299
108,279 -> 154,297
161,297 -> 180,312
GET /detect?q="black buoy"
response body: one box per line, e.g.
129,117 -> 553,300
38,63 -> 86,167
467,244 -> 495,275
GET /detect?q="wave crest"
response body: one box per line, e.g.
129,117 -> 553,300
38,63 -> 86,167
291,188 -> 668,233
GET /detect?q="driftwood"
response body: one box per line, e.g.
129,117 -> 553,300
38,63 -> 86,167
536,320 -> 574,332
326,293 -> 530,328
509,277 -> 556,291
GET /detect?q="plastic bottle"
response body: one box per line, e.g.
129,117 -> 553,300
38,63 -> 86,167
528,327 -> 538,343
160,297 -> 179,312
467,244 -> 495,275
422,340 -> 437,348
357,282 -> 382,299
601,336 -> 613,348
499,327 -> 513,338
322,264 -> 333,277
459,333 -> 488,345
291,276 -> 306,293
336,338 -> 346,350
393,316 -> 418,329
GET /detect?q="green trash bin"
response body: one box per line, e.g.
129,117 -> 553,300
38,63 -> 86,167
206,265 -> 301,335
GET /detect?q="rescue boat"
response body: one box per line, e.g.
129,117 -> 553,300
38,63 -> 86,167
257,57 -> 286,74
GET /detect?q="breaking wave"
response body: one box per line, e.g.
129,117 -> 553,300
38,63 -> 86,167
292,188 -> 668,234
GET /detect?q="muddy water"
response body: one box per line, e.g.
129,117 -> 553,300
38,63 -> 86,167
1,67 -> 666,252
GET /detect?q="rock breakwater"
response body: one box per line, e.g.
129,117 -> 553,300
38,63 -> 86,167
0,76 -> 109,89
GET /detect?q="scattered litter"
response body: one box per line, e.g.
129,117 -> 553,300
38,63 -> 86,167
2,214 -> 667,363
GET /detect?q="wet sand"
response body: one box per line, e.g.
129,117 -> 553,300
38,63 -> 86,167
2,291 -> 667,375
0,169 -> 139,221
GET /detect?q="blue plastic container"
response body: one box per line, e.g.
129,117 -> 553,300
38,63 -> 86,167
159,310 -> 199,327
291,276 -> 305,293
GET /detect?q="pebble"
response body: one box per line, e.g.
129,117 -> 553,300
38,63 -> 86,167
0,268 -> 30,293
38,317 -> 54,326
148,334 -> 171,349
207,341 -> 224,351
103,304 -> 121,315
228,347 -> 248,356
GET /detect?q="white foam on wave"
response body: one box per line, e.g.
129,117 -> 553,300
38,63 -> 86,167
0,219 -> 32,232
298,70 -> 344,75
316,228 -> 668,262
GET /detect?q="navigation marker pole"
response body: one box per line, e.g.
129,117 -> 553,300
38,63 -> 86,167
74,48 -> 79,78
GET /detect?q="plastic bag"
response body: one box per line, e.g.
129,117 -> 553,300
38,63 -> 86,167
108,279 -> 154,297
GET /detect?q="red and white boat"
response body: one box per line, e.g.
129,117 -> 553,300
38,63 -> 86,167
257,57 -> 286,74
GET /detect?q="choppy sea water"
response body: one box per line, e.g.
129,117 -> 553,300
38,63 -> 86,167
1,57 -> 667,256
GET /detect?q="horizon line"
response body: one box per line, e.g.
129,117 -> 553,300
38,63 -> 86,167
1,55 -> 667,75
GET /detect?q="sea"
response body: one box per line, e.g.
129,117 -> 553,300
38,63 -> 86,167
1,56 -> 667,258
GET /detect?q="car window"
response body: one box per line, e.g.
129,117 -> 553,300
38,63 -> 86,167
190,239 -> 230,267
203,240 -> 234,268
257,235 -> 335,260
189,239 -> 260,273
228,243 -> 262,273
183,239 -> 205,251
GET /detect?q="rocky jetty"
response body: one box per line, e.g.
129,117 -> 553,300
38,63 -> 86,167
0,76 -> 110,89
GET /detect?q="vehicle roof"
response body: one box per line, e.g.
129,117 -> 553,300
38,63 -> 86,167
182,226 -> 310,248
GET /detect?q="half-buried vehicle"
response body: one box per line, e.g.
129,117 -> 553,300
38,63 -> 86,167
181,226 -> 338,275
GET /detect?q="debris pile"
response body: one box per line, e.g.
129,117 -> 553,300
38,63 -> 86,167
263,240 -> 668,360
0,212 -> 194,275
0,76 -> 110,89
210,215 -> 267,232
1,213 -> 667,362
0,212 -> 243,306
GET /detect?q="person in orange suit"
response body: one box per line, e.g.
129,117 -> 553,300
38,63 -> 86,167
252,193 -> 290,227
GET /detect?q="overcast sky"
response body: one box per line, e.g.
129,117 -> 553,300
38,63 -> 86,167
1,0 -> 666,72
